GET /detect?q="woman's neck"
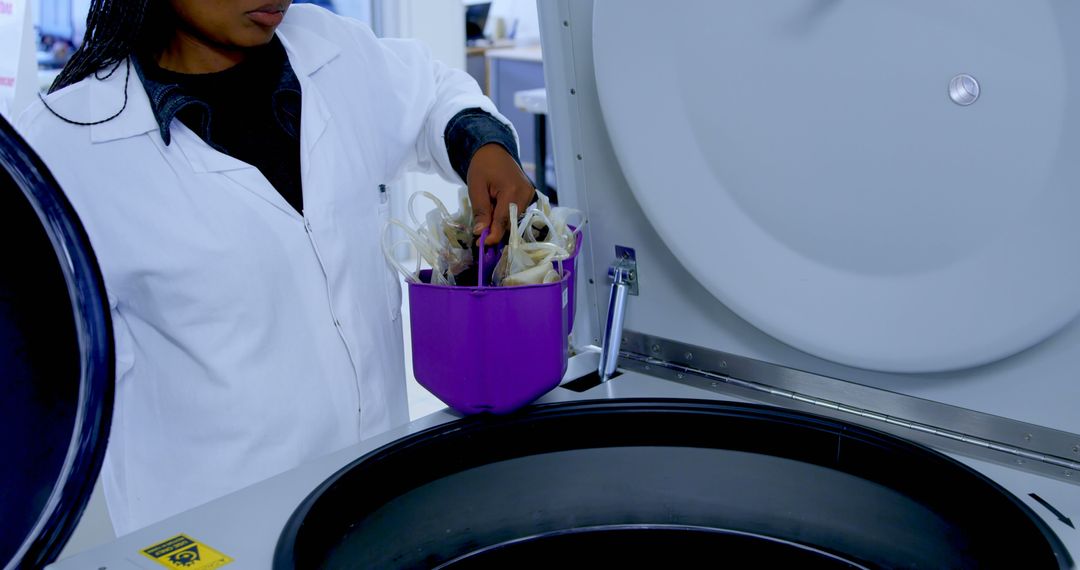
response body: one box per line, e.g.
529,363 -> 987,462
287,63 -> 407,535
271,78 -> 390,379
156,28 -> 248,74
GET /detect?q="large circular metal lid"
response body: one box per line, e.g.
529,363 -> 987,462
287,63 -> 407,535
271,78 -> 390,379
593,0 -> 1080,372
0,115 -> 113,568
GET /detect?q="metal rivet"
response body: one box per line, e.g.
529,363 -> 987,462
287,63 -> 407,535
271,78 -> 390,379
621,338 -> 627,344
570,88 -> 577,95
562,20 -> 569,27
576,154 -> 583,160
1016,459 -> 1025,465
644,365 -> 651,371
651,344 -> 661,353
684,352 -> 693,361
676,373 -> 684,379
719,360 -> 728,368
588,278 -> 594,284
949,74 -> 980,106
1066,471 -> 1073,478
1024,434 -> 1033,442
593,338 -> 599,343
711,382 -> 719,388
1073,444 -> 1079,453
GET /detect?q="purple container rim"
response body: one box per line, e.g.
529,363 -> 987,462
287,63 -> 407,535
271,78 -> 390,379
409,269 -> 572,292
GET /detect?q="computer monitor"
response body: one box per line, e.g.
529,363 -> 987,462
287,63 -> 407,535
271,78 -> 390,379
466,2 -> 491,41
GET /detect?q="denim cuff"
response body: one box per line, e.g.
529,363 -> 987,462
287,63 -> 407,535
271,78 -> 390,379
444,108 -> 521,182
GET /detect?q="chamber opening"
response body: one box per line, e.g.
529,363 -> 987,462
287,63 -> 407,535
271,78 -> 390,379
438,526 -> 865,569
275,400 -> 1070,569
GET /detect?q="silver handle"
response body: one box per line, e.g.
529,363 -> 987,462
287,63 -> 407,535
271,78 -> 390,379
599,269 -> 631,382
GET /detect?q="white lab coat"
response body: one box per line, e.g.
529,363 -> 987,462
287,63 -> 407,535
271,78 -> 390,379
16,5 -> 512,535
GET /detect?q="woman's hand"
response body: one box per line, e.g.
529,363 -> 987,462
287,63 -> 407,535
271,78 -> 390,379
467,143 -> 536,246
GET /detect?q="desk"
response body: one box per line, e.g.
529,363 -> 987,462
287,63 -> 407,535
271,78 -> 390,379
466,46 -> 488,94
465,40 -> 517,94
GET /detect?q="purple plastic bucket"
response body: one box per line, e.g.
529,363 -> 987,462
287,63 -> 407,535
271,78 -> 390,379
408,227 -> 583,415
409,271 -> 570,415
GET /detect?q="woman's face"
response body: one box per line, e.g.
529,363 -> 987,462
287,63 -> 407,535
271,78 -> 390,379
167,0 -> 294,50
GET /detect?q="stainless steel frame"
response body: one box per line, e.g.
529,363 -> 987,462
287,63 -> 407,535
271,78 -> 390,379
612,330 -> 1080,485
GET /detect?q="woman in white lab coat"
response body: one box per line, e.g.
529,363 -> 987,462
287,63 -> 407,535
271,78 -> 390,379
17,0 -> 533,534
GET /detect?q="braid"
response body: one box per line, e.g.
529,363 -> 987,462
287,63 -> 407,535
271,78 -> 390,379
38,58 -> 130,126
49,0 -> 158,93
40,0 -> 171,125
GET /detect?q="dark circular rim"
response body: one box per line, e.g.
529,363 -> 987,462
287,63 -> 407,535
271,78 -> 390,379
273,398 -> 1072,569
0,115 -> 114,568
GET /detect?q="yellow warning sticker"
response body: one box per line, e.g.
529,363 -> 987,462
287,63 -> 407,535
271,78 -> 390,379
140,534 -> 233,570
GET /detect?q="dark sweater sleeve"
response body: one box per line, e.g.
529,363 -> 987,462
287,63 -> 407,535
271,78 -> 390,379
444,107 -> 521,182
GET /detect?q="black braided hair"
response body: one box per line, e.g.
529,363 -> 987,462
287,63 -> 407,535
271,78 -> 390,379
40,0 -> 171,125
50,0 -> 171,93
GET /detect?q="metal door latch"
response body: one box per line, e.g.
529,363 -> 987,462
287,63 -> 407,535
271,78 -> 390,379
598,246 -> 638,382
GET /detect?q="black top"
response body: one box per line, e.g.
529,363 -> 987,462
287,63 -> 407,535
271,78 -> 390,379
137,38 -> 305,211
134,38 -> 520,215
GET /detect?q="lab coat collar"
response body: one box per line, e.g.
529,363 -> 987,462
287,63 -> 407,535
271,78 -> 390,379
276,23 -> 336,176
276,19 -> 342,78
87,19 -> 339,146
88,59 -> 159,145
171,23 -> 338,217
167,23 -> 337,175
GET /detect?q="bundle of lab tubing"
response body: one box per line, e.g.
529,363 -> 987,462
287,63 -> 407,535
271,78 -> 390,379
382,188 -> 583,288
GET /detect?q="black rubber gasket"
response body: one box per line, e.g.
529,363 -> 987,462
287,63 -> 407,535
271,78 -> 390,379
0,115 -> 114,569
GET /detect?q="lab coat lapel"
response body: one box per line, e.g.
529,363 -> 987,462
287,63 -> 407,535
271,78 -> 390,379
298,77 -> 331,182
166,20 -> 348,221
169,121 -> 302,220
173,25 -> 339,218
85,57 -> 301,218
277,24 -> 339,180
93,24 -> 343,220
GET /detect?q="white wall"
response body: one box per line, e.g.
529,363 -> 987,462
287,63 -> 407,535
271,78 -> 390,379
484,0 -> 540,45
1,0 -> 38,119
381,0 -> 466,67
